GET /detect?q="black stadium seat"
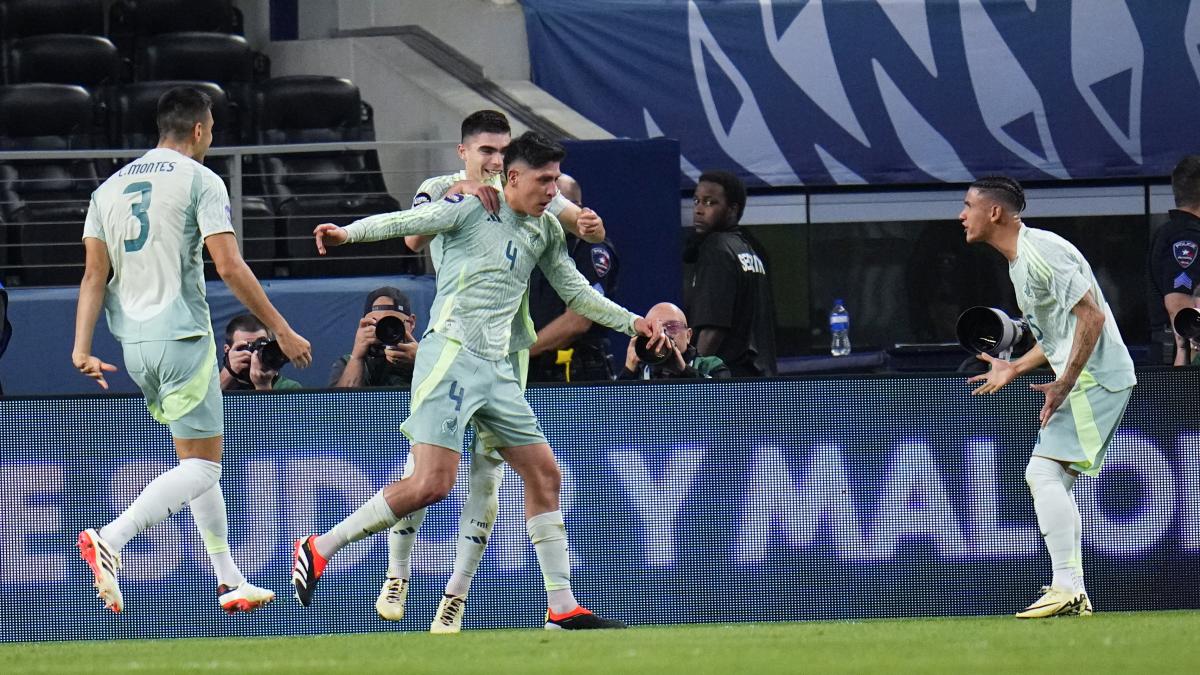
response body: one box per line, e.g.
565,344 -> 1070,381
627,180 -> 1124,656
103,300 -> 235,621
255,76 -> 414,276
0,0 -> 104,39
109,0 -> 242,54
6,34 -> 120,87
0,83 -> 102,285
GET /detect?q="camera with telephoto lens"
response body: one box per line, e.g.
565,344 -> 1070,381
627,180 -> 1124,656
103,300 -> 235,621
1173,307 -> 1200,340
955,306 -> 1034,356
368,315 -> 411,357
634,334 -> 675,365
245,337 -> 289,371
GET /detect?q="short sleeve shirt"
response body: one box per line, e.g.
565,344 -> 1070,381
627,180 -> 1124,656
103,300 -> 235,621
1147,209 -> 1200,328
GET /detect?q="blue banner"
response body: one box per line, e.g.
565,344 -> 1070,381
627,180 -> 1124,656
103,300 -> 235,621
524,0 -> 1200,186
2,372 -> 1198,641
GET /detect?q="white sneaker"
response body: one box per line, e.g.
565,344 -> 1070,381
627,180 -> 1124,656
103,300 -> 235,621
376,577 -> 409,621
429,594 -> 466,633
77,529 -> 123,613
219,582 -> 275,614
1016,586 -> 1086,618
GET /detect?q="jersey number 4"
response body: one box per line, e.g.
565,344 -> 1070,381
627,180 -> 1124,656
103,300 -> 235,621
123,181 -> 153,253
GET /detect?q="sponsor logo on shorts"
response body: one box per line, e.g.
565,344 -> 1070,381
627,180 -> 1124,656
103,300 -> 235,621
442,418 -> 458,434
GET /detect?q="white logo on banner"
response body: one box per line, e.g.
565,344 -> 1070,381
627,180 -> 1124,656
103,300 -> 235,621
873,59 -> 974,182
1071,0 -> 1144,163
877,0 -> 938,77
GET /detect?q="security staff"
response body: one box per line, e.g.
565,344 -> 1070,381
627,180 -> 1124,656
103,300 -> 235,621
528,175 -> 620,382
1149,155 -> 1200,365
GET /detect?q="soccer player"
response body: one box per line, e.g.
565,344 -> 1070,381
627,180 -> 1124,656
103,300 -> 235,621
297,131 -> 663,630
378,110 -> 608,632
73,87 -> 312,614
960,176 -> 1135,618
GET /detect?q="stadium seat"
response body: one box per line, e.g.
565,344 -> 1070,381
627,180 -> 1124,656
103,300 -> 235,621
109,0 -> 243,55
0,0 -> 105,39
0,83 -> 102,285
255,76 -> 415,276
6,34 -> 120,87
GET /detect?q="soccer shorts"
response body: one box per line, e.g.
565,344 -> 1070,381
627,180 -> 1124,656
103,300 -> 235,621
401,333 -> 545,452
122,334 -> 223,439
1033,373 -> 1132,477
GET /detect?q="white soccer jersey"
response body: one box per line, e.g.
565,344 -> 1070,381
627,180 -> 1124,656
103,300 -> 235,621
1010,225 -> 1136,391
82,148 -> 234,343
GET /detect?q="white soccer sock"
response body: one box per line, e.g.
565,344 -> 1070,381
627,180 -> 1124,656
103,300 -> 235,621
189,483 -> 246,588
526,510 -> 578,614
1026,456 -> 1084,593
386,508 -> 426,579
315,488 -> 398,560
445,454 -> 504,597
100,458 -> 222,552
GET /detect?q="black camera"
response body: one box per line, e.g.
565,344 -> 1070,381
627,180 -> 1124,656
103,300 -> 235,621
367,315 -> 411,358
245,337 -> 289,371
955,306 -> 1034,356
1174,307 -> 1200,340
634,334 -> 675,365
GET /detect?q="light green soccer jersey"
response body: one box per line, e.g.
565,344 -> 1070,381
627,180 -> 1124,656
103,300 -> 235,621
345,195 -> 636,360
411,171 -> 572,354
1010,225 -> 1136,391
82,148 -> 233,343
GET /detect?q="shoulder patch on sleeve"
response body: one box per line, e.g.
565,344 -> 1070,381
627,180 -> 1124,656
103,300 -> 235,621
443,193 -> 465,204
411,192 -> 432,208
591,245 -> 613,277
1173,240 -> 1197,268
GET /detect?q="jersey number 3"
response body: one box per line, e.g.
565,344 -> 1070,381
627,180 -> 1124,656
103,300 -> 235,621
123,181 -> 153,253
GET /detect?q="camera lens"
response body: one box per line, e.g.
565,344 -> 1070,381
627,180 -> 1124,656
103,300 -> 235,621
634,335 -> 672,365
258,339 -> 289,371
374,315 -> 409,347
1174,307 -> 1200,340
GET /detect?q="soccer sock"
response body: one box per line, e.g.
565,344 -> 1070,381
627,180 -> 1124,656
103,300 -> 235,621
99,458 -> 222,552
1059,470 -> 1086,595
526,510 -> 578,615
189,483 -> 246,588
446,454 -> 504,597
386,508 -> 426,579
315,488 -> 398,560
1026,456 -> 1083,593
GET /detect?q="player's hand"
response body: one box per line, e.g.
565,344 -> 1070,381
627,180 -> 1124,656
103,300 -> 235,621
467,184 -> 500,215
967,353 -> 1018,395
248,351 -> 277,390
576,208 -> 605,243
275,328 -> 312,369
1030,378 -> 1071,428
633,317 -> 670,355
313,223 -> 348,255
384,340 -> 418,366
351,317 -> 378,359
72,352 -> 118,390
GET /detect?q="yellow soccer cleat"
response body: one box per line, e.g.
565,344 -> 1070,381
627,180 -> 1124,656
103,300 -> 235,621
1016,587 -> 1086,619
375,577 -> 409,622
429,594 -> 466,634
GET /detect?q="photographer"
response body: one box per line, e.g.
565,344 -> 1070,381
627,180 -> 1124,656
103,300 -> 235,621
619,303 -> 730,380
329,287 -> 418,388
220,314 -> 302,392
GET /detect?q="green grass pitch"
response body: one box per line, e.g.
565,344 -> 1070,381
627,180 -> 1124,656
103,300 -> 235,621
4,612 -> 1199,674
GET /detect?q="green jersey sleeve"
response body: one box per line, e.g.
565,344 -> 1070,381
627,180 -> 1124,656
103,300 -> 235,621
535,216 -> 638,335
344,196 -> 478,243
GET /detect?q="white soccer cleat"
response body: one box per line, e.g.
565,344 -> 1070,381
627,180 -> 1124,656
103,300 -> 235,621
219,582 -> 275,614
1016,586 -> 1086,618
429,594 -> 466,634
375,577 -> 409,621
77,528 -> 123,613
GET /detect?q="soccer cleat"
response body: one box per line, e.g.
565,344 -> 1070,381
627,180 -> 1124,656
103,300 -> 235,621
1016,587 -> 1086,618
544,605 -> 626,630
77,528 -> 123,613
291,535 -> 328,607
1039,585 -> 1093,616
429,594 -> 466,634
375,577 -> 409,621
218,582 -> 275,614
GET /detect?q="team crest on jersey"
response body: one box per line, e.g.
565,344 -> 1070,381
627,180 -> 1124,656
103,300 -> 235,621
443,193 -> 465,204
412,192 -> 432,207
1175,240 -> 1197,268
591,246 -> 612,277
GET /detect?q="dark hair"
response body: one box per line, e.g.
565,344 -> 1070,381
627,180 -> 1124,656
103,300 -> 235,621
970,175 -> 1026,213
461,110 -> 510,142
1172,155 -> 1200,209
364,286 -> 411,316
698,170 -> 747,222
503,131 -> 566,172
224,313 -> 267,344
157,87 -> 212,140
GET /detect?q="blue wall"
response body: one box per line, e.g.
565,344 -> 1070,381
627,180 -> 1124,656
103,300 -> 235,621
1,371 -> 1197,641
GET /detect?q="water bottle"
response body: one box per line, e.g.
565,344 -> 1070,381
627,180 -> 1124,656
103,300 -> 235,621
830,299 -> 851,356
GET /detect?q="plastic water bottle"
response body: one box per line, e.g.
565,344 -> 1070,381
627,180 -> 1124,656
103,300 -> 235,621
830,299 -> 851,356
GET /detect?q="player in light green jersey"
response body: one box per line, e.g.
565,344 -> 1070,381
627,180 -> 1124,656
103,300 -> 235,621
293,132 -> 663,630
961,176 -> 1135,619
73,87 -> 312,615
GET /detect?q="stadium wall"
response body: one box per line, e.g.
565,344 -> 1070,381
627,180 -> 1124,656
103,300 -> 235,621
2,371 -> 1198,641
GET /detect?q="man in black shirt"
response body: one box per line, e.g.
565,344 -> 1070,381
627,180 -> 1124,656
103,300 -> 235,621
329,287 -> 419,387
1149,155 -> 1200,365
528,175 -> 620,382
683,170 -> 777,377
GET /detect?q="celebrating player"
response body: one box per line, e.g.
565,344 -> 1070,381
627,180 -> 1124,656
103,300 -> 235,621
73,87 -> 312,614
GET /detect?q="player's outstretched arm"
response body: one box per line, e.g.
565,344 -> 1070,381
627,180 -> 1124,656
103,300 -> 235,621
72,237 -> 119,389
206,232 -> 312,368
